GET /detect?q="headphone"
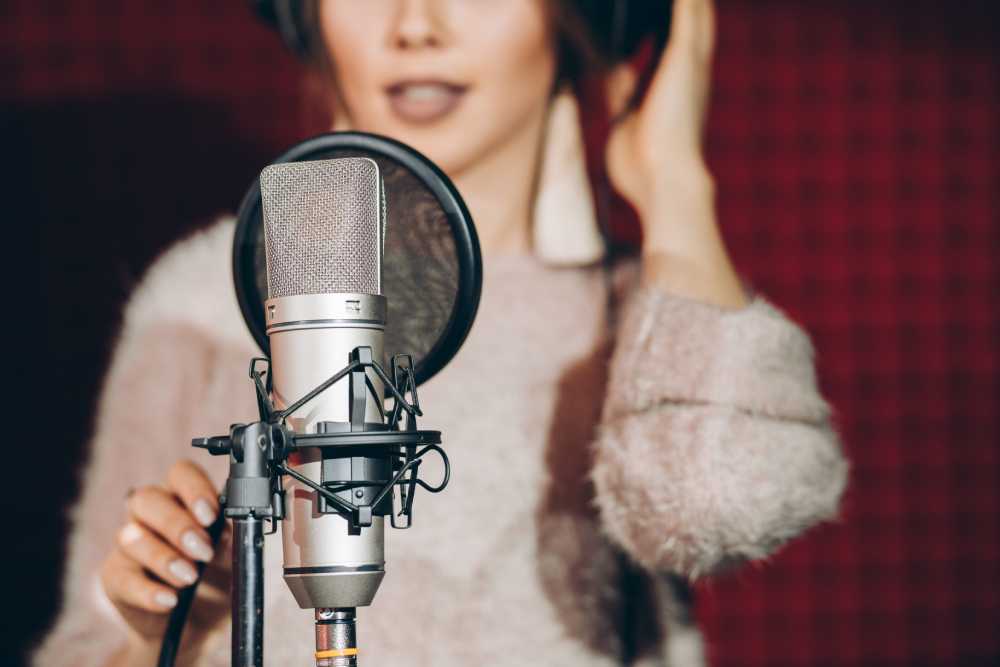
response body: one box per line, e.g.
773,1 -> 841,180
251,0 -> 312,58
250,0 -> 671,66
249,0 -> 673,253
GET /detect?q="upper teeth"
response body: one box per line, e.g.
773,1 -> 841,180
399,84 -> 450,101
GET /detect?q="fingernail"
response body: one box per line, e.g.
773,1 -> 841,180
168,559 -> 197,585
193,498 -> 217,527
119,522 -> 143,546
155,591 -> 178,609
181,531 -> 214,562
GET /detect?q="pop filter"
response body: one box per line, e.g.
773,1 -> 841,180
233,132 -> 482,386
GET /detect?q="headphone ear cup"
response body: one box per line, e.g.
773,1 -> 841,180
577,0 -> 672,63
250,0 -> 278,27
251,0 -> 312,58
253,1 -> 671,65
622,0 -> 671,58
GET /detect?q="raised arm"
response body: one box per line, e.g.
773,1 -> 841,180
596,0 -> 847,578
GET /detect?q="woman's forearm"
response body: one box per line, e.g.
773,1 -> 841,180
639,173 -> 748,310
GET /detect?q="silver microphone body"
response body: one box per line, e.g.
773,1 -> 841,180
259,158 -> 388,610
268,293 -> 386,609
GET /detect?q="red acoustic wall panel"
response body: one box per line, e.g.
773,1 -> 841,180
5,1 -> 996,665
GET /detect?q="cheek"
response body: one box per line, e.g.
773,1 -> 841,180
466,1 -> 555,102
314,0 -> 556,174
318,5 -> 388,115
431,0 -> 554,174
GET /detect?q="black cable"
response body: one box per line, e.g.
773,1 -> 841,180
157,512 -> 228,667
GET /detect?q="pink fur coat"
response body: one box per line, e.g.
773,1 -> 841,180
32,97 -> 847,667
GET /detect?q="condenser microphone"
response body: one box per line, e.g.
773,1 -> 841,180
260,158 -> 389,645
186,133 -> 480,667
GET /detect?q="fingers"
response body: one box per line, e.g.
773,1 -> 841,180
669,0 -> 716,63
166,459 -> 219,528
128,485 -> 214,562
605,0 -> 717,123
118,521 -> 198,588
101,548 -> 179,613
210,521 -> 233,572
198,525 -> 235,604
606,63 -> 639,121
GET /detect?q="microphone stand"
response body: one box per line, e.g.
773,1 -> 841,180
233,517 -> 265,666
191,348 -> 449,667
223,420 -> 273,667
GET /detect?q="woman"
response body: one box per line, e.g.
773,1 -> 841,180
34,1 -> 847,665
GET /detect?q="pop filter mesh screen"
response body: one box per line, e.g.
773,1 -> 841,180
249,149 -> 460,371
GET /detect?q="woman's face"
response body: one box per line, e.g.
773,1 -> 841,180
318,0 -> 557,177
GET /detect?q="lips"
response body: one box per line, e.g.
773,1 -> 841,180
386,81 -> 467,124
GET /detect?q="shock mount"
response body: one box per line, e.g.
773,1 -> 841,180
190,346 -> 449,667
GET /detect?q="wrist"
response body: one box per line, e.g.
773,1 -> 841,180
635,167 -> 747,309
660,160 -> 715,199
633,157 -> 714,211
105,639 -> 158,667
639,180 -> 718,258
115,631 -> 210,667
641,163 -> 714,212
640,248 -> 748,309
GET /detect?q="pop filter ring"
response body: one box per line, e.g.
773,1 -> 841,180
233,131 -> 482,387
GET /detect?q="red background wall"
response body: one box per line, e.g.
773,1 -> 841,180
4,1 -> 997,665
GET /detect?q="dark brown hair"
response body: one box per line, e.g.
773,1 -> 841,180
289,0 -> 671,86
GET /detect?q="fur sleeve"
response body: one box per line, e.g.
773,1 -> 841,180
590,285 -> 849,578
31,221 -> 257,665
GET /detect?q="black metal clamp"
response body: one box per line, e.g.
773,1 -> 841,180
166,346 -> 449,667
192,348 -> 449,532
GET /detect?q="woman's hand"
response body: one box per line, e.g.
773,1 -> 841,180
101,459 -> 231,662
605,0 -> 747,308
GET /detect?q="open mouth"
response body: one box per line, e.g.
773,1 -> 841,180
385,81 -> 468,124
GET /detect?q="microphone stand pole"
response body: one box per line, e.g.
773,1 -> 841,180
219,420 -> 279,667
194,354 -> 448,667
232,517 -> 264,667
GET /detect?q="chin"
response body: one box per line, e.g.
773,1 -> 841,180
375,124 -> 484,179
415,142 -> 478,178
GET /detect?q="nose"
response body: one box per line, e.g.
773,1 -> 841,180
391,0 -> 448,50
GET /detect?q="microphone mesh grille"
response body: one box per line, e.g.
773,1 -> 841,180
260,158 -> 384,298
